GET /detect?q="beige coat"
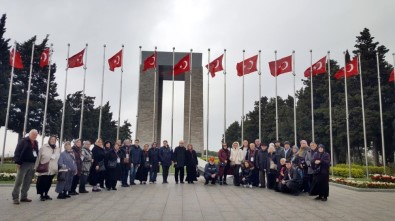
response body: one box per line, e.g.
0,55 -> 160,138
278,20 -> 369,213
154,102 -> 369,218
34,144 -> 60,176
230,147 -> 245,165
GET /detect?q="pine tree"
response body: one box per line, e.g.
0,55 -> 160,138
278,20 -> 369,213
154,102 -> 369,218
0,14 -> 11,127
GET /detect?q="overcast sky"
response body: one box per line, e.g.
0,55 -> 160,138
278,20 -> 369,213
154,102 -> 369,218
1,0 -> 395,154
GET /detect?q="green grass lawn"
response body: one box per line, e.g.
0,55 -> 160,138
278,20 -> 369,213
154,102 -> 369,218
0,163 -> 17,173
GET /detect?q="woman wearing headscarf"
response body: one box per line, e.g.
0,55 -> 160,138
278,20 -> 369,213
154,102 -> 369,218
310,144 -> 331,201
55,141 -> 77,199
230,141 -> 244,186
35,135 -> 60,201
185,144 -> 198,184
103,140 -> 112,189
137,144 -> 150,184
266,143 -> 278,190
104,142 -> 122,190
89,138 -> 106,192
79,140 -> 92,193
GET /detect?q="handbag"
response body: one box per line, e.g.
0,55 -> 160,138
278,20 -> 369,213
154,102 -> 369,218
107,160 -> 117,169
98,161 -> 106,171
36,161 -> 49,173
57,168 -> 68,181
270,160 -> 277,170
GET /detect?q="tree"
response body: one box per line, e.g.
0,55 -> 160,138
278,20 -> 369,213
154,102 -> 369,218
224,121 -> 241,147
0,14 -> 11,126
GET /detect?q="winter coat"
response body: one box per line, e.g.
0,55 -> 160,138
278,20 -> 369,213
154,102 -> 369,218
279,147 -> 293,162
34,143 -> 60,176
91,145 -> 106,167
218,148 -> 230,166
204,163 -> 219,177
230,147 -> 244,165
266,152 -> 278,174
81,147 -> 92,175
72,146 -> 82,175
185,149 -> 198,168
245,148 -> 258,167
305,148 -> 318,174
149,147 -> 160,172
172,146 -> 187,168
14,137 -> 39,165
105,149 -> 122,181
56,151 -> 77,193
256,149 -> 268,171
131,145 -> 143,165
159,146 -> 173,167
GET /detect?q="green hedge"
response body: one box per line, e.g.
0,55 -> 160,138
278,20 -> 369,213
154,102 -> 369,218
334,164 -> 390,175
330,167 -> 365,178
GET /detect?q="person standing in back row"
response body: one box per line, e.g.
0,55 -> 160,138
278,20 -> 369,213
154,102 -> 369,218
159,140 -> 172,184
12,129 -> 39,205
218,143 -> 230,185
173,140 -> 187,184
130,139 -> 142,185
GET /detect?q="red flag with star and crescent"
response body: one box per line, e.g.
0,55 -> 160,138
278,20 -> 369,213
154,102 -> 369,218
143,52 -> 157,71
10,48 -> 24,69
269,55 -> 292,77
108,49 -> 123,71
334,56 -> 359,80
389,69 -> 394,82
40,48 -> 50,68
236,54 -> 258,76
206,54 -> 224,77
304,56 -> 327,77
68,48 -> 85,68
173,54 -> 191,76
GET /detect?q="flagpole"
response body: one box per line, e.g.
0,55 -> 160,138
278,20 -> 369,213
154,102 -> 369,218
135,46 -> 142,140
275,50 -> 279,141
79,43 -> 88,140
206,48 -> 210,160
41,44 -> 53,146
376,52 -> 386,174
22,40 -> 35,137
241,50 -> 245,141
309,49 -> 315,142
1,42 -> 17,165
358,53 -> 369,177
98,44 -> 106,139
171,47 -> 175,148
343,51 -> 352,179
328,51 -> 334,176
116,45 -> 124,141
152,46 -> 157,142
223,49 -> 227,144
60,44 -> 70,146
258,50 -> 262,141
189,49 -> 193,144
293,50 -> 297,146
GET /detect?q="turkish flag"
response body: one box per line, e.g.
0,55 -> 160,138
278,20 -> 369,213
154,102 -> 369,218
143,52 -> 156,71
236,54 -> 258,76
334,56 -> 359,80
268,55 -> 292,77
108,49 -> 122,71
173,54 -> 190,76
205,54 -> 224,77
10,48 -> 24,69
68,48 -> 85,68
40,48 -> 50,68
389,69 -> 394,82
304,56 -> 327,77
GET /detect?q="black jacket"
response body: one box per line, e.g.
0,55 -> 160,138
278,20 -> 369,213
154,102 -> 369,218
91,145 -> 106,167
14,137 -> 39,165
185,149 -> 198,167
159,146 -> 173,167
256,149 -> 268,171
172,146 -> 187,167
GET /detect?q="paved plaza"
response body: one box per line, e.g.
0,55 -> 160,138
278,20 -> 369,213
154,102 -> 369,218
0,176 -> 394,221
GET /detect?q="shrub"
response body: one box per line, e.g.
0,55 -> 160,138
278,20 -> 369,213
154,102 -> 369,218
333,164 -> 390,175
330,167 -> 364,178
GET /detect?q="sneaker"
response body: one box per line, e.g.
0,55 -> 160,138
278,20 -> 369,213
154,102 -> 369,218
249,185 -> 253,188
92,188 -> 101,192
314,196 -> 322,200
243,185 -> 247,188
149,182 -> 153,184
13,199 -> 20,205
20,198 -> 32,202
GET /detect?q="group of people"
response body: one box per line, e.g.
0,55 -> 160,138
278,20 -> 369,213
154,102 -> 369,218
211,139 -> 330,201
11,129 -> 330,205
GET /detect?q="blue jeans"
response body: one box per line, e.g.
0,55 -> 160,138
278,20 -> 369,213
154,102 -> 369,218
121,166 -> 130,185
130,164 -> 138,183
150,168 -> 157,182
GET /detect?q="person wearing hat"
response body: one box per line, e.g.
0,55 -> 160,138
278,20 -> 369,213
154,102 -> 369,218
279,141 -> 293,162
310,144 -> 330,201
204,157 -> 219,185
103,140 -> 113,189
274,140 -> 284,169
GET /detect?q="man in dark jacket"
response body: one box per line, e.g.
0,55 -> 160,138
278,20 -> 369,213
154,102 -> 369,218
274,140 -> 284,169
159,140 -> 172,184
69,139 -> 82,195
256,143 -> 268,188
279,141 -> 293,162
245,143 -> 259,187
12,129 -> 39,204
120,139 -> 132,187
280,160 -> 303,195
148,142 -> 160,183
172,140 -> 186,184
130,139 -> 142,185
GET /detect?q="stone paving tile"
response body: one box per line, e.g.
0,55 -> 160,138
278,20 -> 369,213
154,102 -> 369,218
1,175 -> 395,221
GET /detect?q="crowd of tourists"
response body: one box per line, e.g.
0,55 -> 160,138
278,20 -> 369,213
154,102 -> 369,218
11,129 -> 330,205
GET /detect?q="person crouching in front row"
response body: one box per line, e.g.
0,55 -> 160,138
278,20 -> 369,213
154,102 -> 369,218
204,157 -> 219,185
279,160 -> 303,195
241,161 -> 253,188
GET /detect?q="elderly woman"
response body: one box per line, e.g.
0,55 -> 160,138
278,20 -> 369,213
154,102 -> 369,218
105,142 -> 122,190
218,143 -> 230,185
230,141 -> 244,186
310,144 -> 331,201
89,138 -> 106,192
185,144 -> 198,184
266,143 -> 278,189
79,140 -> 92,193
204,157 -> 219,185
56,141 -> 77,199
35,135 -> 60,201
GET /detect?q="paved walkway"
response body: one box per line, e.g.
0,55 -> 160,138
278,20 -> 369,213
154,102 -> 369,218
1,176 -> 394,221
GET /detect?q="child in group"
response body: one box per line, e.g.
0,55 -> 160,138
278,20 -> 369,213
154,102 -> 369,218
240,160 -> 253,188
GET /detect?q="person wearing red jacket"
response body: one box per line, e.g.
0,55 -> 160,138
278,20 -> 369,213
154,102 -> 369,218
217,143 -> 230,185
